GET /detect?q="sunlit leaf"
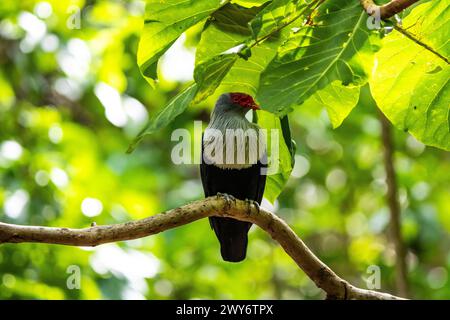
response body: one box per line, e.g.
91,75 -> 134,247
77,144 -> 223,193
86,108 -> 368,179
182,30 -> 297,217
194,3 -> 263,97
195,2 -> 299,98
137,0 -> 224,85
249,0 -> 308,41
256,111 -> 294,203
193,53 -> 238,104
371,1 -> 450,150
231,0 -> 270,8
309,81 -> 360,129
196,3 -> 260,65
127,84 -> 198,153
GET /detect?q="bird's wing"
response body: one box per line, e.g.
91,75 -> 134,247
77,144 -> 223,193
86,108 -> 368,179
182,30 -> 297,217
200,134 -> 211,197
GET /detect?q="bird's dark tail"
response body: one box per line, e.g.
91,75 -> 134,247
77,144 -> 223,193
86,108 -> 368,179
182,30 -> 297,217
209,217 -> 251,263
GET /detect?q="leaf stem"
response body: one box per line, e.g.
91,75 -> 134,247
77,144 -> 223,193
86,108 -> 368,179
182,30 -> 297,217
393,24 -> 449,64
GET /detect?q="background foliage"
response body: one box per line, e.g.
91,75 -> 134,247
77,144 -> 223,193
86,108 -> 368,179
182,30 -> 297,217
0,0 -> 449,299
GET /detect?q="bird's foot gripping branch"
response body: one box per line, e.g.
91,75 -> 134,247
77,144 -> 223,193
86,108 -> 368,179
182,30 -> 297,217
0,194 -> 403,300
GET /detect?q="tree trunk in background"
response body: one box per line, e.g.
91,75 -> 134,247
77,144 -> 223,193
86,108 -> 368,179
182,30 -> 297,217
379,111 -> 409,297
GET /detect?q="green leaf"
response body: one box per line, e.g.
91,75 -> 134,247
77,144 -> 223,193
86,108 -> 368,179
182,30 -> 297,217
280,115 -> 296,167
231,0 -> 270,8
196,3 -> 259,65
127,84 -> 198,153
309,81 -> 360,129
195,2 -> 300,99
193,53 -> 238,104
257,0 -> 378,116
256,111 -> 294,203
249,0 -> 307,42
371,1 -> 450,150
192,3 -> 261,100
216,39 -> 286,96
137,0 -> 223,85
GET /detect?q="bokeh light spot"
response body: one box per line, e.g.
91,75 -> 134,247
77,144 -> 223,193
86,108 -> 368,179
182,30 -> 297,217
81,197 -> 104,217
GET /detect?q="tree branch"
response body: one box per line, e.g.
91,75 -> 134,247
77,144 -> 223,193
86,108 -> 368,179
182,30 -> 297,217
360,0 -> 420,19
379,111 -> 409,297
360,1 -> 449,65
0,195 -> 403,300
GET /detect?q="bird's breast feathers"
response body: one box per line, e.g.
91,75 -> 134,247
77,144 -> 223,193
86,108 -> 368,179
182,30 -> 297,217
202,125 -> 267,170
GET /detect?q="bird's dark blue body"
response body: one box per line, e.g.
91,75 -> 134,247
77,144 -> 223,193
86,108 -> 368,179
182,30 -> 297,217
200,93 -> 267,262
200,158 -> 266,262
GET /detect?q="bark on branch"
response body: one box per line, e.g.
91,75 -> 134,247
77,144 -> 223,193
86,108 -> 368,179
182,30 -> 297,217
360,0 -> 420,19
0,195 -> 403,300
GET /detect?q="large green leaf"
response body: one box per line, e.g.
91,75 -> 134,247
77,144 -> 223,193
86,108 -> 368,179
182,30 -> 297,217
257,0 -> 377,116
256,110 -> 294,203
309,81 -> 360,129
196,3 -> 259,64
127,84 -> 198,153
371,1 -> 450,150
195,1 -> 306,99
193,53 -> 239,104
195,4 -> 262,96
249,0 -> 307,41
137,0 -> 223,85
192,4 -> 262,104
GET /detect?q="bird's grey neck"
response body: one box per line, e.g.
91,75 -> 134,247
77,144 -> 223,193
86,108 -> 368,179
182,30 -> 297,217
208,109 -> 254,132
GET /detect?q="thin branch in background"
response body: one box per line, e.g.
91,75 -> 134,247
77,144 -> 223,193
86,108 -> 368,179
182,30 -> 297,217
0,195 -> 404,300
379,110 -> 409,298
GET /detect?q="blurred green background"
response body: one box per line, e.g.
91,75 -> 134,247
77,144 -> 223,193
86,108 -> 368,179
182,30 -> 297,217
1,0 -> 449,300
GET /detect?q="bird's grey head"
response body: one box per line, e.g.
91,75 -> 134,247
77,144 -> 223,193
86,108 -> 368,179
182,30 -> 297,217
205,93 -> 264,169
212,93 -> 259,117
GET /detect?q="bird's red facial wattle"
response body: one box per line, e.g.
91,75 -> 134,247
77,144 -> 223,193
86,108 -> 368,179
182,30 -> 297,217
230,93 -> 259,110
